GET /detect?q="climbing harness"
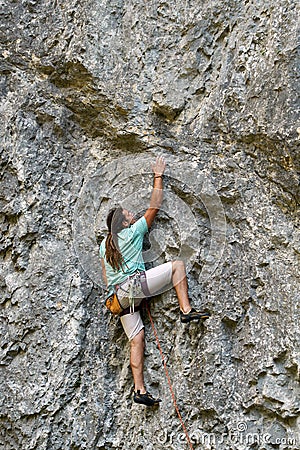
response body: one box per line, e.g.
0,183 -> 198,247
104,271 -> 145,316
146,303 -> 195,450
117,271 -> 146,315
119,271 -> 143,315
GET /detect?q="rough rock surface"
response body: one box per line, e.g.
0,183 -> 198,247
0,0 -> 299,449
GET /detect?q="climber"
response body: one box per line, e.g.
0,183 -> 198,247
99,156 -> 210,406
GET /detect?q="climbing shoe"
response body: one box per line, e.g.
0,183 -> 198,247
180,308 -> 211,323
133,390 -> 162,406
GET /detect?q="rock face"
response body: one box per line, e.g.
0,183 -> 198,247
0,0 -> 299,449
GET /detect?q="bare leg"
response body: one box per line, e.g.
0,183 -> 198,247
172,260 -> 192,313
130,328 -> 146,393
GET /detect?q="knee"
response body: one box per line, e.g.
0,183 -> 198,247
131,329 -> 145,348
172,260 -> 185,272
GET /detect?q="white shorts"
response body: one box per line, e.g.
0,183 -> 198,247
119,262 -> 173,341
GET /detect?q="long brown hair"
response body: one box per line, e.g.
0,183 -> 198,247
105,207 -> 126,271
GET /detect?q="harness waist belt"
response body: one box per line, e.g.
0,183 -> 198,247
115,270 -> 142,291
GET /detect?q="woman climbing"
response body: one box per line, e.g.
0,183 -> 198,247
99,156 -> 210,406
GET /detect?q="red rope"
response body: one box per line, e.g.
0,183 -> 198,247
146,303 -> 195,450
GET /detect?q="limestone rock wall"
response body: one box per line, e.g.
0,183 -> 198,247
0,1 -> 299,449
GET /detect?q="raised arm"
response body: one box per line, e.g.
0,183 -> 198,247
144,156 -> 166,228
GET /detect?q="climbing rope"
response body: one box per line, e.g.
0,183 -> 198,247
146,303 -> 195,450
